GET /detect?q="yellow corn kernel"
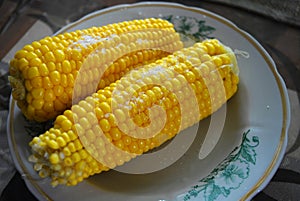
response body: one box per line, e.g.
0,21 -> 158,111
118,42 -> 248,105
61,119 -> 72,131
27,67 -> 40,79
32,99 -> 44,110
15,49 -> 28,59
63,157 -> 74,166
99,119 -> 111,132
45,52 -> 56,62
31,77 -> 43,88
67,142 -> 76,153
49,153 -> 60,164
54,49 -> 65,62
62,60 -> 72,74
56,137 -> 67,147
31,88 -> 44,99
49,71 -> 61,85
63,147 -> 71,156
71,153 -> 81,163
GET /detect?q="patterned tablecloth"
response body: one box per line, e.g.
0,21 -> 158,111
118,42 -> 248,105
0,0 -> 299,200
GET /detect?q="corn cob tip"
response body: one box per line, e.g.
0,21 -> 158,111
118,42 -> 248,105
224,46 -> 239,76
8,76 -> 26,100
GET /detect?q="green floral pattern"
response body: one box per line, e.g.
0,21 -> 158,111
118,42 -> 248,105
163,15 -> 216,46
183,130 -> 259,201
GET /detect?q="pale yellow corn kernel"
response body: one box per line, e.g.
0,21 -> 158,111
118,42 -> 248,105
78,100 -> 93,112
38,169 -> 50,178
74,123 -> 84,136
52,164 -> 62,171
33,163 -> 43,171
113,108 -> 126,123
79,117 -> 91,130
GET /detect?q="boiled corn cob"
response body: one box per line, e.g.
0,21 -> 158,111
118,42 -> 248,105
9,18 -> 183,122
28,39 -> 239,186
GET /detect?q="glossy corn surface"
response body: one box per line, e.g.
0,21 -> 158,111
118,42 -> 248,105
9,18 -> 183,122
28,39 -> 239,186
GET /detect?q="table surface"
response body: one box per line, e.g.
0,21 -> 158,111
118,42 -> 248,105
0,0 -> 299,201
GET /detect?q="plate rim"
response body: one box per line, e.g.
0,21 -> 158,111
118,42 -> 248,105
7,1 -> 290,201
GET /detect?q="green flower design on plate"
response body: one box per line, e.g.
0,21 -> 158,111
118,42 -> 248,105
183,130 -> 259,201
163,15 -> 216,46
214,159 -> 249,190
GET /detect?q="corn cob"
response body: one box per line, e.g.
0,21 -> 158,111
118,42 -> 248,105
9,18 -> 183,122
28,39 -> 239,186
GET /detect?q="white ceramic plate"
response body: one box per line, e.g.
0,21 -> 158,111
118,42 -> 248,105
7,2 -> 290,201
